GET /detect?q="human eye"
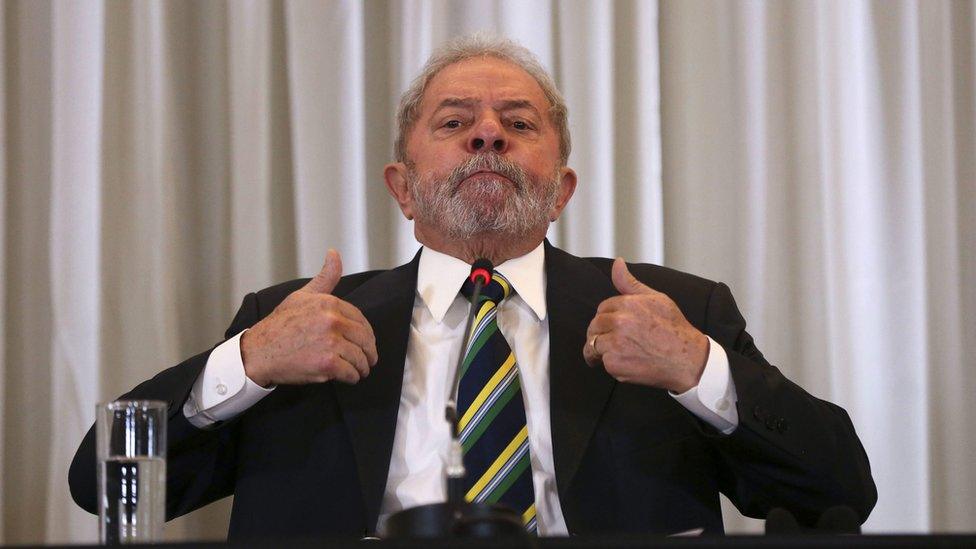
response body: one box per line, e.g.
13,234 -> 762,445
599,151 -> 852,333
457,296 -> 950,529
511,119 -> 535,131
443,119 -> 462,129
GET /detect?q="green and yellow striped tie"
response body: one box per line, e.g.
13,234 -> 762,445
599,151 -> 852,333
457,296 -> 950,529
458,272 -> 537,533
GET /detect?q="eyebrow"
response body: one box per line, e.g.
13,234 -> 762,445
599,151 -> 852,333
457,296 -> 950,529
432,97 -> 542,117
495,99 -> 540,116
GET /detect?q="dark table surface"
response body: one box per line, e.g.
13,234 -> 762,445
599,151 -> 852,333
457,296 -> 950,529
10,534 -> 976,549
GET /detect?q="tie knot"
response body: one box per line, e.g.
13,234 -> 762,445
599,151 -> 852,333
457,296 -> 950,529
461,271 -> 513,304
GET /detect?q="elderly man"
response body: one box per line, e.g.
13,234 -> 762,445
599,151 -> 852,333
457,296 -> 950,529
70,35 -> 876,538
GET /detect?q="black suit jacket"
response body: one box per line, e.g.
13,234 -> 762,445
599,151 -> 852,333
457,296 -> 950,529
69,242 -> 876,538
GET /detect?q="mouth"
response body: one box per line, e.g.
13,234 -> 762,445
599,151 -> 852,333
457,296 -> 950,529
461,170 -> 514,185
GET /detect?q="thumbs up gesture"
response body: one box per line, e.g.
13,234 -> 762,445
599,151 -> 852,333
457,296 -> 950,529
582,258 -> 709,393
241,249 -> 378,387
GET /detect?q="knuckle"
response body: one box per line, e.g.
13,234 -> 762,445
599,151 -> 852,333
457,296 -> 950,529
322,352 -> 341,368
318,295 -> 338,312
322,311 -> 343,330
320,312 -> 335,328
322,308 -> 339,328
325,333 -> 345,349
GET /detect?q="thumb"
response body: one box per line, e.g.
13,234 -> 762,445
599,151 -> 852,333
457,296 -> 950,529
303,248 -> 343,294
611,257 -> 651,295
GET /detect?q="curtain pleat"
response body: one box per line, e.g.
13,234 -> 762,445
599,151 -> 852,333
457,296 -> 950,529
3,0 -> 57,542
45,1 -> 104,542
0,0 -> 8,540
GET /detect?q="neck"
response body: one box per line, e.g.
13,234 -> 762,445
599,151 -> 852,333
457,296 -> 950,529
416,226 -> 547,265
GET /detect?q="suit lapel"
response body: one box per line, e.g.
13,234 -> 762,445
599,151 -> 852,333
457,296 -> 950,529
545,243 -> 618,501
332,252 -> 420,534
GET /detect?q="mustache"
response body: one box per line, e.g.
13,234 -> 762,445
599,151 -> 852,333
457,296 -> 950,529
446,153 -> 528,194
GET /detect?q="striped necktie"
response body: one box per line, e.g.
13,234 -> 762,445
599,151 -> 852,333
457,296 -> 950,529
457,272 -> 537,533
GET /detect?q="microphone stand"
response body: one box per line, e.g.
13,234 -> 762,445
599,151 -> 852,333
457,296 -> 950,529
384,262 -> 528,542
444,273 -> 485,503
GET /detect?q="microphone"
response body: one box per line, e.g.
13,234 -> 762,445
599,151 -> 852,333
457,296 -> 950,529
445,258 -> 494,503
815,506 -> 861,534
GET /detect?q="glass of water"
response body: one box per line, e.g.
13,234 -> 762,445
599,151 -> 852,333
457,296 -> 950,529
96,400 -> 167,544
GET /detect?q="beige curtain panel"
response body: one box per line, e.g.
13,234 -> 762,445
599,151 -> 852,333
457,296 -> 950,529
1,0 -> 974,544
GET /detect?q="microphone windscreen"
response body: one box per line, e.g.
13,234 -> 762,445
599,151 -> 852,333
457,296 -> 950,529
815,506 -> 861,534
471,258 -> 494,273
470,258 -> 494,285
765,507 -> 800,535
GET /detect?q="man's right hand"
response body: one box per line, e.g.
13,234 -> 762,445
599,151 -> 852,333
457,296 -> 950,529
240,249 -> 378,387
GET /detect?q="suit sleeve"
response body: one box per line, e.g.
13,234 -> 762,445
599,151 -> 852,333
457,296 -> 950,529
701,282 -> 877,525
68,291 -> 264,520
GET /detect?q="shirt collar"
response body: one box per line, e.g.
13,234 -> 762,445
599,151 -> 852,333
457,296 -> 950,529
416,242 -> 547,323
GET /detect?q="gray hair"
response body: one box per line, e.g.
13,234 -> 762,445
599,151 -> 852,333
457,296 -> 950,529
393,33 -> 571,166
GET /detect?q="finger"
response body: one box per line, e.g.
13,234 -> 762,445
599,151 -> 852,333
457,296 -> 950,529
332,297 -> 372,328
333,338 -> 370,378
320,313 -> 375,366
596,295 -> 630,315
611,257 -> 652,296
583,339 -> 599,367
586,312 -> 623,337
362,332 -> 378,366
350,313 -> 378,365
303,249 -> 343,294
340,324 -> 378,367
326,306 -> 379,364
327,356 -> 362,384
582,331 -> 602,367
597,293 -> 671,316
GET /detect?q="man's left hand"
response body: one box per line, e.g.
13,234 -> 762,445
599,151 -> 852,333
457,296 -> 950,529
583,258 -> 710,393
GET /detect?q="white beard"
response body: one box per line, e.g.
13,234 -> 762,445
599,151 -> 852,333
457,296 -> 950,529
408,153 -> 560,241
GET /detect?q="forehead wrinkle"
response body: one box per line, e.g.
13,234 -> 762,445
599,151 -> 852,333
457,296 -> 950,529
435,97 -> 477,110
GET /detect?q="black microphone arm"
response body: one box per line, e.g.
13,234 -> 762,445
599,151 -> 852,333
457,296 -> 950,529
445,258 -> 494,504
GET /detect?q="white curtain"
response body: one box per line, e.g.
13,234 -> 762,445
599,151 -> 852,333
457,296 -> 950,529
660,0 -> 976,533
1,0 -> 972,543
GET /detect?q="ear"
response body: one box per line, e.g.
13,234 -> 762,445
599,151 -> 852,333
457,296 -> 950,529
384,162 -> 415,220
548,167 -> 578,221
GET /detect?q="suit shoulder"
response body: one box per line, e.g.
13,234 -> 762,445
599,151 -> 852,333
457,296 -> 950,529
580,255 -> 719,295
250,269 -> 389,304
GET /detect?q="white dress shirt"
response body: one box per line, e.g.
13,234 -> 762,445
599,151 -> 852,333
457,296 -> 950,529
184,243 -> 739,536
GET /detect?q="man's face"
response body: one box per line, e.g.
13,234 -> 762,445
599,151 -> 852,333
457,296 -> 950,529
385,57 -> 576,242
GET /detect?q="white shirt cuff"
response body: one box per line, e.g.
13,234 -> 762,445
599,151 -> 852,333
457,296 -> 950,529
183,329 -> 275,428
670,336 -> 739,434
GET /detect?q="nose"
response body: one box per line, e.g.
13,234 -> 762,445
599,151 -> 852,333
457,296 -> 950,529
467,116 -> 508,154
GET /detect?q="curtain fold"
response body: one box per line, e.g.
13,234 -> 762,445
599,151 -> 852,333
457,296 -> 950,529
46,1 -> 104,542
0,0 -> 7,538
1,0 -> 973,543
3,0 -> 57,542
